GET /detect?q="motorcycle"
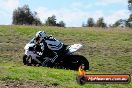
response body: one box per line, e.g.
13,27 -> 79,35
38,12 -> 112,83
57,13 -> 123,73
23,41 -> 89,70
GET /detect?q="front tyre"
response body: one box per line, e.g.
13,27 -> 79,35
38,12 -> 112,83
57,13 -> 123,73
23,54 -> 27,65
23,54 -> 32,66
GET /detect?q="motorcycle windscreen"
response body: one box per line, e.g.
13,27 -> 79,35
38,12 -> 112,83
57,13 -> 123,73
24,43 -> 35,50
68,44 -> 82,54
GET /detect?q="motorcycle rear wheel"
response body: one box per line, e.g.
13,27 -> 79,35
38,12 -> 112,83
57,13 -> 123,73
63,55 -> 89,70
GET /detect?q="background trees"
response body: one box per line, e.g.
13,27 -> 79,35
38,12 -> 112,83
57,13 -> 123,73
128,0 -> 132,12
45,15 -> 65,27
96,17 -> 106,27
113,19 -> 122,27
45,15 -> 56,26
12,5 -> 42,25
112,0 -> 132,28
86,18 -> 95,27
82,0 -> 132,28
57,21 -> 65,27
12,0 -> 131,28
12,5 -> 65,27
82,17 -> 106,28
128,0 -> 132,28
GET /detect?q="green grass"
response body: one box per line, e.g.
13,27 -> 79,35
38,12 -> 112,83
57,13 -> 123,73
0,25 -> 132,88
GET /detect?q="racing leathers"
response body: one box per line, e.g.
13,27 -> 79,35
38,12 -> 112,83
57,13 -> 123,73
33,36 -> 66,67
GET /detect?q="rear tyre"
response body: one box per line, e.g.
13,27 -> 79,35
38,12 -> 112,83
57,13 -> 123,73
64,55 -> 89,70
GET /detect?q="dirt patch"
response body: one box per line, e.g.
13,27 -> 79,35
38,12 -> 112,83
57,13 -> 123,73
0,80 -> 57,88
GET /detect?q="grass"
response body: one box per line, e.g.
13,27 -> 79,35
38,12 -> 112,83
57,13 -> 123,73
0,25 -> 132,88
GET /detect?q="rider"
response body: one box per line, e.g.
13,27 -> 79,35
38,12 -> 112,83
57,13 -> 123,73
33,31 -> 66,67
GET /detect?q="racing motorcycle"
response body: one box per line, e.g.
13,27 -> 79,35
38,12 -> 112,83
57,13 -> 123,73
23,39 -> 89,70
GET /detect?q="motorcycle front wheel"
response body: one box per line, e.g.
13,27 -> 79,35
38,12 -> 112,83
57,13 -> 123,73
23,54 -> 32,66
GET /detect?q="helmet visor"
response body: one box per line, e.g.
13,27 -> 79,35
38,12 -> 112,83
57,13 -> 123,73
35,36 -> 40,43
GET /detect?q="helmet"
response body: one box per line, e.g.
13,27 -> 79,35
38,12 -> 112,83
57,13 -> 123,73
35,31 -> 46,43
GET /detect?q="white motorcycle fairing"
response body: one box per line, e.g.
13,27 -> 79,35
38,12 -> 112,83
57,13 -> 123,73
24,43 -> 35,51
24,43 -> 82,55
24,43 -> 41,63
67,44 -> 82,54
